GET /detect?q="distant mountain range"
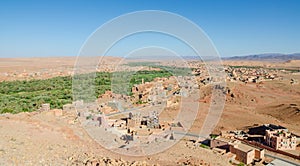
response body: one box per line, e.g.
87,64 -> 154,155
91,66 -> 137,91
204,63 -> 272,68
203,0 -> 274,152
224,53 -> 300,61
127,53 -> 300,61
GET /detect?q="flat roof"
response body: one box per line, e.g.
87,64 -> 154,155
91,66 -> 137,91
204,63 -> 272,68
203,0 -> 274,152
235,143 -> 255,152
215,136 -> 235,143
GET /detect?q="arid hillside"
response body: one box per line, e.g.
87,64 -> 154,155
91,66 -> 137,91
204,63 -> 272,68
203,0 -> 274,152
0,56 -> 122,81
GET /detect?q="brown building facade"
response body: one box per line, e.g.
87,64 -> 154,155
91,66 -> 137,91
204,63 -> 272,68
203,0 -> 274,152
211,137 -> 264,165
265,129 -> 297,150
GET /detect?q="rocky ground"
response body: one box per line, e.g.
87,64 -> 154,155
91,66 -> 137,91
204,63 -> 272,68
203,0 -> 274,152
0,109 -> 229,165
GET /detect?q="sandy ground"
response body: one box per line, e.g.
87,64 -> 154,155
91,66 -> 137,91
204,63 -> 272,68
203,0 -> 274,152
0,110 -> 229,165
0,56 -> 122,81
223,59 -> 300,69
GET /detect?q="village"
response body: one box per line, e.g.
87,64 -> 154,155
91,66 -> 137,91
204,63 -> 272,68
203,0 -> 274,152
210,124 -> 300,165
71,75 -> 200,156
39,100 -> 300,165
35,61 -> 300,165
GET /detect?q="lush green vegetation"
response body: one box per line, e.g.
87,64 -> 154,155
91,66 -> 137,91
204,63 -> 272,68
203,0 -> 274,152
237,162 -> 245,166
210,134 -> 219,139
0,70 -> 175,114
126,62 -> 158,67
0,76 -> 73,114
199,144 -> 210,149
125,62 -> 194,76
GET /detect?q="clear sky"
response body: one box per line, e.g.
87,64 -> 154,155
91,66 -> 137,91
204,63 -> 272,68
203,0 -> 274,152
0,0 -> 300,57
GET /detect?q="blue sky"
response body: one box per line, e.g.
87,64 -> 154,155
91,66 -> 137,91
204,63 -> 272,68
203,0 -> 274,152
0,0 -> 300,57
